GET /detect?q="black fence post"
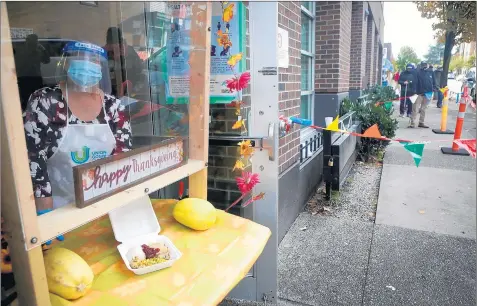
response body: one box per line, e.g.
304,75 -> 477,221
323,129 -> 333,200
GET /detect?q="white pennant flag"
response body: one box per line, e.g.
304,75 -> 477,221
409,94 -> 418,104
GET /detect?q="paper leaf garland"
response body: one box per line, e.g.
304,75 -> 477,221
383,101 -> 393,111
401,142 -> 425,167
454,139 -> 476,158
218,3 -> 263,209
362,124 -> 382,139
325,116 -> 340,131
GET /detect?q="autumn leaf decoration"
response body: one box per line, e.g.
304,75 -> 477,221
219,2 -> 264,212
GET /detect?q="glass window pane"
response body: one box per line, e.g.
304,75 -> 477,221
301,55 -> 311,91
300,95 -> 310,121
301,13 -> 311,53
7,1 -> 209,210
302,2 -> 312,12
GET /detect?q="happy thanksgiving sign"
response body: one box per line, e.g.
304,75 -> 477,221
74,139 -> 184,207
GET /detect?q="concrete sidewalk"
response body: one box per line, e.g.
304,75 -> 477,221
276,99 -> 475,306
366,100 -> 476,305
222,99 -> 476,306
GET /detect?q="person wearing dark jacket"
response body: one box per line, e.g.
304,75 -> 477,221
434,66 -> 444,108
410,61 -> 438,128
103,27 -> 144,97
398,63 -> 417,117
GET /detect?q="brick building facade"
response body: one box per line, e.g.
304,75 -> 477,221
314,1 -> 384,126
277,2 -> 301,174
208,1 -> 385,241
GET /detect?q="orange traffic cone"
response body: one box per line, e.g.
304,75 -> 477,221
441,86 -> 471,156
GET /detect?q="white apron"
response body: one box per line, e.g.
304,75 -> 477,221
47,86 -> 116,209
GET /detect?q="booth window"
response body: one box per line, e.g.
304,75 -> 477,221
4,1 -> 208,239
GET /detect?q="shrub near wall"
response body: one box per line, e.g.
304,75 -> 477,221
341,85 -> 399,161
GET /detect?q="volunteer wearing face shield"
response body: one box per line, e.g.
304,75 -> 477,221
23,41 -> 133,215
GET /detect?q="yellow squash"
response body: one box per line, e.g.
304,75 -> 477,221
173,198 -> 217,230
43,247 -> 94,300
49,293 -> 71,305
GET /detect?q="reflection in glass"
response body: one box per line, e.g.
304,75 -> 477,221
301,55 -> 311,91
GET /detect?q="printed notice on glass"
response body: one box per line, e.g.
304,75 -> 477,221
165,3 -> 192,99
209,2 -> 245,103
162,2 -> 245,104
277,28 -> 289,68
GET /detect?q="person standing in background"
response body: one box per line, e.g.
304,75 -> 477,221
434,66 -> 444,108
398,63 -> 417,117
104,27 -> 144,97
410,61 -> 437,128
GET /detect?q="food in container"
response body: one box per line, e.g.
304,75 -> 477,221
109,196 -> 182,275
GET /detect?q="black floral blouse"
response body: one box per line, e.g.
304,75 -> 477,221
23,86 -> 132,198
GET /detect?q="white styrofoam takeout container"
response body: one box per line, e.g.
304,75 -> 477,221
108,195 -> 182,275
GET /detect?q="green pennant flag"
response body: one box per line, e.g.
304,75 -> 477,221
401,142 -> 425,167
383,101 -> 393,111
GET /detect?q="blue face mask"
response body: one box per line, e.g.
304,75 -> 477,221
67,59 -> 102,88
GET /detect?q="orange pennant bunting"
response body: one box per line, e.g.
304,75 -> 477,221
362,124 -> 382,139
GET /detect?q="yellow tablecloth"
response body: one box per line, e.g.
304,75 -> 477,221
50,199 -> 271,306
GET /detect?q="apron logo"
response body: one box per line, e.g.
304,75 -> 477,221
71,146 -> 90,164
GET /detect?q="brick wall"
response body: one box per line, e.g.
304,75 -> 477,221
315,1 -> 352,93
349,2 -> 367,90
278,2 -> 301,174
208,3 -> 251,211
365,16 -> 375,86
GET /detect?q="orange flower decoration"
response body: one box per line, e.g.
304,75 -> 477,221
232,119 -> 246,130
253,192 -> 265,201
233,160 -> 245,172
238,140 -> 254,157
222,3 -> 235,22
227,53 -> 243,67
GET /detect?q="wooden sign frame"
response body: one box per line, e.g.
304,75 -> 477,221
73,137 -> 188,208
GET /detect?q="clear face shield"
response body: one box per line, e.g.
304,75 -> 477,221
56,41 -> 112,94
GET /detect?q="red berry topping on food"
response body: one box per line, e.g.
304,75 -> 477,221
141,244 -> 160,259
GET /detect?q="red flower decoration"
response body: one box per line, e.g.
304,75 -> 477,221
236,171 -> 260,194
225,72 -> 251,92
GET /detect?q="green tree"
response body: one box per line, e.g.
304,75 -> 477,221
424,43 -> 445,66
449,55 -> 465,72
465,54 -> 476,69
415,1 -> 476,87
395,46 -> 420,71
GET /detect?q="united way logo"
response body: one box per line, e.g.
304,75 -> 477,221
71,146 -> 108,164
71,146 -> 90,164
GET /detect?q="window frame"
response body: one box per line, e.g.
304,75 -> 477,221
300,2 -> 315,122
299,2 -> 318,167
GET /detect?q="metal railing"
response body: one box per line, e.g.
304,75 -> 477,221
356,94 -> 371,105
299,132 -> 323,164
